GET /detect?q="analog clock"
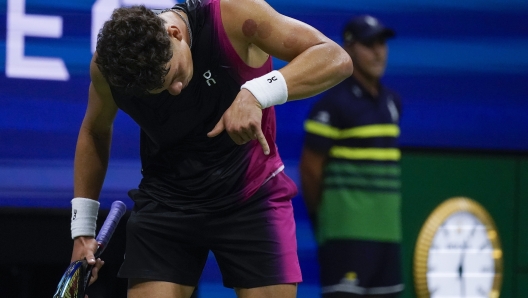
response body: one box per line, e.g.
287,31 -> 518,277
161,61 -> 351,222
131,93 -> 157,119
413,197 -> 503,298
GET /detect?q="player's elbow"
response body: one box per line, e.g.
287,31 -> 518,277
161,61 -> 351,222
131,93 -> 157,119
334,47 -> 353,79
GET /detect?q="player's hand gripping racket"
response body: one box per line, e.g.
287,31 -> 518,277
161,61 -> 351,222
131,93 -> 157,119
53,200 -> 127,298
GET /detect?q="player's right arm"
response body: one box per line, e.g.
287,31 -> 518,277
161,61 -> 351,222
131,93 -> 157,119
74,54 -> 118,202
71,53 -> 118,277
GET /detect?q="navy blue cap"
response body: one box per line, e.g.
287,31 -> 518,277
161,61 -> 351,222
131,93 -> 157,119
343,15 -> 395,44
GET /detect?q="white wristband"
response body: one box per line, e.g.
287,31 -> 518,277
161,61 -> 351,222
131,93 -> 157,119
71,197 -> 100,239
241,70 -> 288,109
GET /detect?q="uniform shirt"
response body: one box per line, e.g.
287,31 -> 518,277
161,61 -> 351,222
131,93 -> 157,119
110,0 -> 296,212
303,76 -> 402,244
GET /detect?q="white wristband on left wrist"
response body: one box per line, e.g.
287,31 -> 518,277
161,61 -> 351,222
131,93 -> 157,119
241,70 -> 288,109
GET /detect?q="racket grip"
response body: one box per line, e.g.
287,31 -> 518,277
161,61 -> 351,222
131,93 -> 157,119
94,200 -> 127,257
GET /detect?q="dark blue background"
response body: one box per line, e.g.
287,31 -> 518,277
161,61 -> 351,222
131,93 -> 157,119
0,0 -> 527,219
1,0 -> 527,165
1,1 -> 527,296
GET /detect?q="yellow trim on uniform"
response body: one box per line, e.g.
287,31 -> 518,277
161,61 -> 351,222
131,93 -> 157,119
304,120 -> 340,139
341,124 -> 400,138
305,120 -> 399,139
330,147 -> 401,161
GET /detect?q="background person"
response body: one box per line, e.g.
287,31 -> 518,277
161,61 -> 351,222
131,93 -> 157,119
299,15 -> 404,298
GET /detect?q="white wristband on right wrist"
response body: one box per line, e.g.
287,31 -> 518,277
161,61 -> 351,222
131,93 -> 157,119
241,70 -> 288,109
71,197 -> 100,239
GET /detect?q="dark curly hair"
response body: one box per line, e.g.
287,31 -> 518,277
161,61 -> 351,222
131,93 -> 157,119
95,5 -> 173,95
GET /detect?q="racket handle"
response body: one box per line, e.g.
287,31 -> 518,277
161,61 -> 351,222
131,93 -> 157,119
81,201 -> 127,295
94,200 -> 127,257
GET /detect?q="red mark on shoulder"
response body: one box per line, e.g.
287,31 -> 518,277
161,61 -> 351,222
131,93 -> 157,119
242,19 -> 273,39
242,19 -> 258,37
257,21 -> 273,39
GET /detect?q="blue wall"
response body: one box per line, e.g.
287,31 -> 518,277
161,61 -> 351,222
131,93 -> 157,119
0,0 -> 526,208
1,0 -> 527,296
270,0 -> 528,159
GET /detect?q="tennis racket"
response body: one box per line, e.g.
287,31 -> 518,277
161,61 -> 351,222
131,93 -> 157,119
53,200 -> 127,298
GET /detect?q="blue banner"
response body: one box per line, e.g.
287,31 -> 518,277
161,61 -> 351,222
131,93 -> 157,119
0,0 -> 527,207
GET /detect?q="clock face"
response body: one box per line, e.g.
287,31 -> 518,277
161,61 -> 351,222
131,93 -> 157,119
413,197 -> 502,298
427,211 -> 495,297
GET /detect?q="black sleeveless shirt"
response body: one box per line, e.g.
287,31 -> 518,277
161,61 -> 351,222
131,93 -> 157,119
109,0 -> 295,212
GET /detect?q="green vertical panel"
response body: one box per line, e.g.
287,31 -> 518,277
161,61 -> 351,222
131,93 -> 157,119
516,275 -> 528,298
516,160 -> 528,297
399,151 -> 517,298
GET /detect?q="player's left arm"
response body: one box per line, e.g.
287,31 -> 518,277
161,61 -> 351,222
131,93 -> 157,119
222,0 -> 353,100
208,0 -> 352,153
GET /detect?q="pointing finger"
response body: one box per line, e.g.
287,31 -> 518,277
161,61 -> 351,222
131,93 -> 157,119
255,129 -> 269,155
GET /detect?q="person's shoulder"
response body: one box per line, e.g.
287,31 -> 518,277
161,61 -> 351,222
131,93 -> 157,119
310,83 -> 349,113
90,53 -> 105,84
220,0 -> 260,10
382,84 -> 401,100
220,0 -> 277,26
90,52 -> 113,97
219,0 -> 250,16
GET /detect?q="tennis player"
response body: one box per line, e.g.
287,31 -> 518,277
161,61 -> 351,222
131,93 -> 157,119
69,0 -> 352,297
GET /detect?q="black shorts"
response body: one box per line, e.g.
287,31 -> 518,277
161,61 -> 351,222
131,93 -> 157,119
117,172 -> 302,288
319,239 -> 404,296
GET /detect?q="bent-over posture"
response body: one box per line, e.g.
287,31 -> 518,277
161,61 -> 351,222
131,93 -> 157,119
69,1 -> 353,298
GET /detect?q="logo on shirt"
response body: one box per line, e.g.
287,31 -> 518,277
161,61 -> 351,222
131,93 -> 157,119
314,111 -> 330,124
352,85 -> 363,97
203,70 -> 216,86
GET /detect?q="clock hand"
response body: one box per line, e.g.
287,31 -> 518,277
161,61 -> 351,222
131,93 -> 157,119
459,223 -> 477,297
458,245 -> 465,297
